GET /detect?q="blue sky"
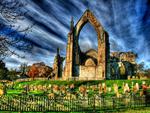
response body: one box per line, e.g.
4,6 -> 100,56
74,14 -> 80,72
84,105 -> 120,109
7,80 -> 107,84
1,0 -> 150,69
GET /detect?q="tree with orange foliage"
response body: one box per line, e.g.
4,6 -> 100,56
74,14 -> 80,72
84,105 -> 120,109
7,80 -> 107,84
28,65 -> 39,80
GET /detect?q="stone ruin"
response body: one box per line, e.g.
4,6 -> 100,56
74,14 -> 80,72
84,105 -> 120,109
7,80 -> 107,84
52,9 -> 137,80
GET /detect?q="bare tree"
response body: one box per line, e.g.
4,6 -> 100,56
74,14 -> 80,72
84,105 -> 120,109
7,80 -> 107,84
19,63 -> 28,75
0,0 -> 33,60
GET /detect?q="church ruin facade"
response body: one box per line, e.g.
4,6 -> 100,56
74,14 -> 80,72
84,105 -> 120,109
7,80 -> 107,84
63,9 -> 110,80
52,10 -> 137,80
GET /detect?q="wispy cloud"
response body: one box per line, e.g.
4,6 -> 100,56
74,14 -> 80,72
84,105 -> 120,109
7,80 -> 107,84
1,0 -> 150,68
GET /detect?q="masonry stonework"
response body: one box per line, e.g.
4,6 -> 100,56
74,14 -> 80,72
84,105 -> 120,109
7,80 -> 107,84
52,10 -> 137,80
63,9 -> 110,80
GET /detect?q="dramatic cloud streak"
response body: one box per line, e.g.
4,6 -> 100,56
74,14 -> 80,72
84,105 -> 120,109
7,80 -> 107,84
1,0 -> 150,69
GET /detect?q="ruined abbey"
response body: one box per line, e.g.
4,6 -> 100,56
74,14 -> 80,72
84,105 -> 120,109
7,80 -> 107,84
53,10 -> 137,80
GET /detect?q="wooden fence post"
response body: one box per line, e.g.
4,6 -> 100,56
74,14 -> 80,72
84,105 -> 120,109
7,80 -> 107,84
93,96 -> 96,113
113,97 -> 115,109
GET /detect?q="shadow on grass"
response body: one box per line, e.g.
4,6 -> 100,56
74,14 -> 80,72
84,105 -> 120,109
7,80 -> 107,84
1,107 -> 150,113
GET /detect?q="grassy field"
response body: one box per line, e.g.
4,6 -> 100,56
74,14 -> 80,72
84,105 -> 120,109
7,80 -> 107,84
13,79 -> 150,88
0,79 -> 150,112
7,79 -> 149,95
0,108 -> 150,113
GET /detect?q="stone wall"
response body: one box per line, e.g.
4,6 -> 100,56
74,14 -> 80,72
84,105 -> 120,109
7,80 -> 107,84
79,66 -> 96,79
111,52 -> 137,64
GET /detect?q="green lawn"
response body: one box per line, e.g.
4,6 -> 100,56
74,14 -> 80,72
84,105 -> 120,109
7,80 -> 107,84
7,89 -> 24,95
3,79 -> 148,96
0,79 -> 150,112
0,108 -> 150,113
13,79 -> 150,88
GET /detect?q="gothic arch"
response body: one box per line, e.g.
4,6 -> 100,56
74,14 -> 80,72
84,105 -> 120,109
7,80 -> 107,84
64,9 -> 110,80
74,9 -> 109,65
75,9 -> 103,42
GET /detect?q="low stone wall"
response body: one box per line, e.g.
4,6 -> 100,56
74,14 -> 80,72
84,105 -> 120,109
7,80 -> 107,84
68,77 -> 103,81
80,66 -> 96,79
127,76 -> 148,80
15,77 -> 64,82
0,80 -> 11,83
15,78 -> 47,82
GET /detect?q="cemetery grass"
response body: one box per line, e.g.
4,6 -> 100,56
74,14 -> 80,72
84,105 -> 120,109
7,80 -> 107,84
1,79 -> 150,113
9,79 -> 150,96
13,79 -> 150,89
0,107 -> 150,113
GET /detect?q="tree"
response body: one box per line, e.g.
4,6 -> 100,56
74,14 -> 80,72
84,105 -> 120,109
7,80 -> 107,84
0,60 -> 8,80
7,69 -> 18,80
27,65 -> 39,80
137,62 -> 145,72
27,62 -> 53,79
19,63 -> 28,75
0,0 -> 33,60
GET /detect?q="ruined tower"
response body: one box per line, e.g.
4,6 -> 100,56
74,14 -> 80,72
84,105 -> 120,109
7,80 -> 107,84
53,48 -> 64,79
